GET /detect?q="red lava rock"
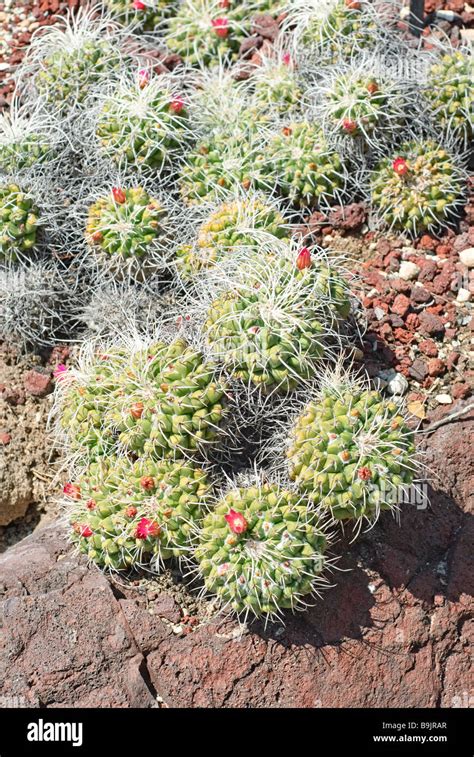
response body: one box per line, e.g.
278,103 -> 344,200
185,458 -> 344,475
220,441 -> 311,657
436,244 -> 451,258
391,278 -> 412,294
389,314 -> 404,328
411,285 -> 432,304
446,351 -> 460,370
393,328 -> 415,344
418,311 -> 445,337
0,432 -> 11,445
376,239 -> 391,256
430,272 -> 452,295
418,339 -> 438,357
452,383 -> 471,400
238,35 -> 262,57
23,369 -> 53,397
405,313 -> 419,331
427,358 -> 445,377
391,293 -> 411,318
409,359 -> 428,382
328,202 -> 366,230
419,235 -> 437,251
380,323 -> 392,341
418,259 -> 438,282
251,14 -> 280,40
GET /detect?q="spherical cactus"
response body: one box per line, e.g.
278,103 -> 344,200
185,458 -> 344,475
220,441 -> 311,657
289,0 -> 380,65
370,141 -> 465,236
180,130 -> 268,205
96,72 -> 190,173
0,183 -> 40,261
425,50 -> 474,141
286,375 -> 416,522
252,52 -> 304,116
265,121 -> 346,208
166,0 -> 283,67
203,240 -> 351,393
109,337 -> 228,458
105,0 -> 177,31
175,196 -> 289,276
65,456 -> 210,569
0,132 -> 52,175
86,186 -> 168,276
195,480 -> 329,619
0,260 -> 80,350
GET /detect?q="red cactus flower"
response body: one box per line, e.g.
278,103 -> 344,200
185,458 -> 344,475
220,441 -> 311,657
63,482 -> 81,500
112,187 -> 126,204
357,467 -> 373,481
53,363 -> 68,381
296,247 -> 311,270
138,68 -> 150,89
218,0 -> 230,7
212,17 -> 229,37
282,126 -> 292,136
392,157 -> 409,176
80,524 -> 93,538
91,230 -> 103,243
130,401 -> 144,419
342,118 -> 358,134
224,508 -> 248,535
169,96 -> 185,114
133,0 -> 146,9
86,499 -> 97,510
125,505 -> 138,518
135,517 -> 161,539
282,52 -> 292,66
140,476 -> 155,491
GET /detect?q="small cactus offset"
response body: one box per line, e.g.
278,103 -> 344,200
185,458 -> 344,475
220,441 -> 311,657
65,456 -> 210,570
105,0 -> 178,31
425,50 -> 474,142
265,121 -> 346,208
0,104 -> 54,174
370,140 -> 466,236
86,186 -> 168,276
202,239 -> 351,393
286,371 -> 416,522
251,51 -> 305,116
166,0 -> 283,67
175,196 -> 289,277
96,72 -> 190,173
0,183 -> 40,261
195,479 -> 330,620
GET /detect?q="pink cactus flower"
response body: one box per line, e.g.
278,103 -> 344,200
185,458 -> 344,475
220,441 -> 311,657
342,118 -> 358,134
296,247 -> 311,270
53,363 -> 68,381
63,483 -> 81,500
169,96 -> 185,114
133,0 -> 146,10
135,517 -> 161,539
392,157 -> 409,176
80,525 -> 93,538
224,508 -> 248,535
212,17 -> 229,37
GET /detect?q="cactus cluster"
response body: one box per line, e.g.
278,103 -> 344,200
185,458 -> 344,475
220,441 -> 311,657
105,0 -> 178,31
425,50 -> 474,141
66,456 -> 210,569
286,377 -> 416,521
203,241 -> 350,393
175,196 -> 289,277
196,481 -> 329,619
86,186 -> 168,275
0,184 -> 40,261
370,141 -> 465,235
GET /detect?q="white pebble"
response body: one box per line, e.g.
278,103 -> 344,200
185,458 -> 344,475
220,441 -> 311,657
435,394 -> 452,405
374,307 -> 386,321
456,288 -> 471,303
386,372 -> 408,396
399,260 -> 420,281
459,248 -> 474,268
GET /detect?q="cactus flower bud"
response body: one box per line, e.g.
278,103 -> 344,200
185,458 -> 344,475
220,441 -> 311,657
86,499 -> 97,510
224,508 -> 248,534
80,525 -> 93,537
133,0 -> 146,9
169,96 -> 185,113
282,52 -> 292,66
63,482 -> 81,499
135,517 -> 161,539
345,0 -> 361,8
112,187 -> 126,204
130,402 -> 144,418
296,247 -> 311,270
140,476 -> 156,491
138,68 -> 150,89
218,0 -> 230,6
53,363 -> 68,380
342,118 -> 358,134
125,505 -> 138,518
367,80 -> 379,94
212,17 -> 229,37
392,158 -> 408,176
357,467 -> 373,481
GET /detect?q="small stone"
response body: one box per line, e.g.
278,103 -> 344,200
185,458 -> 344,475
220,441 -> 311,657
459,248 -> 474,268
418,311 -> 445,337
391,293 -> 411,318
452,383 -> 471,400
427,358 -> 445,377
418,339 -> 438,357
399,261 -> 420,280
435,393 -> 452,405
418,259 -> 438,282
23,369 -> 53,397
446,351 -> 460,370
456,288 -> 471,303
374,306 -> 386,321
0,432 -> 11,445
409,359 -> 428,382
411,285 -> 431,304
387,372 -> 408,396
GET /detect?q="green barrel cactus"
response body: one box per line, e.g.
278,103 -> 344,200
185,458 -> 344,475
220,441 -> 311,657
370,141 -> 465,235
66,456 -> 210,569
175,196 -> 289,276
287,380 -> 416,521
196,481 -> 329,619
265,121 -> 346,208
0,184 -> 40,261
105,0 -> 178,31
166,0 -> 283,67
96,74 -> 190,172
86,186 -> 167,272
203,242 -> 351,393
108,338 -> 228,459
425,50 -> 474,140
